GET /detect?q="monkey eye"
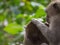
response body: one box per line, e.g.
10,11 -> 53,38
53,3 -> 58,9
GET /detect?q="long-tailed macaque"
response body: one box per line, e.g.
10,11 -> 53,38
24,0 -> 60,45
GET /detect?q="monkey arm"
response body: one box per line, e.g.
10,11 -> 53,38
23,19 -> 49,45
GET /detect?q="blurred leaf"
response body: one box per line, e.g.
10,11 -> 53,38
0,15 -> 5,21
34,4 -> 46,18
16,14 -> 24,24
25,1 -> 33,11
4,23 -> 23,35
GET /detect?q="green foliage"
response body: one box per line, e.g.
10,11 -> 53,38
0,15 -> 5,21
34,5 -> 46,18
4,23 -> 23,35
0,0 -> 50,45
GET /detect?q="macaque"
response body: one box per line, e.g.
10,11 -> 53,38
24,0 -> 60,45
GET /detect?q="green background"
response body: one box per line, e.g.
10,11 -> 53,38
0,0 -> 50,45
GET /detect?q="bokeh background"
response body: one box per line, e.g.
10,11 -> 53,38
0,0 -> 50,45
